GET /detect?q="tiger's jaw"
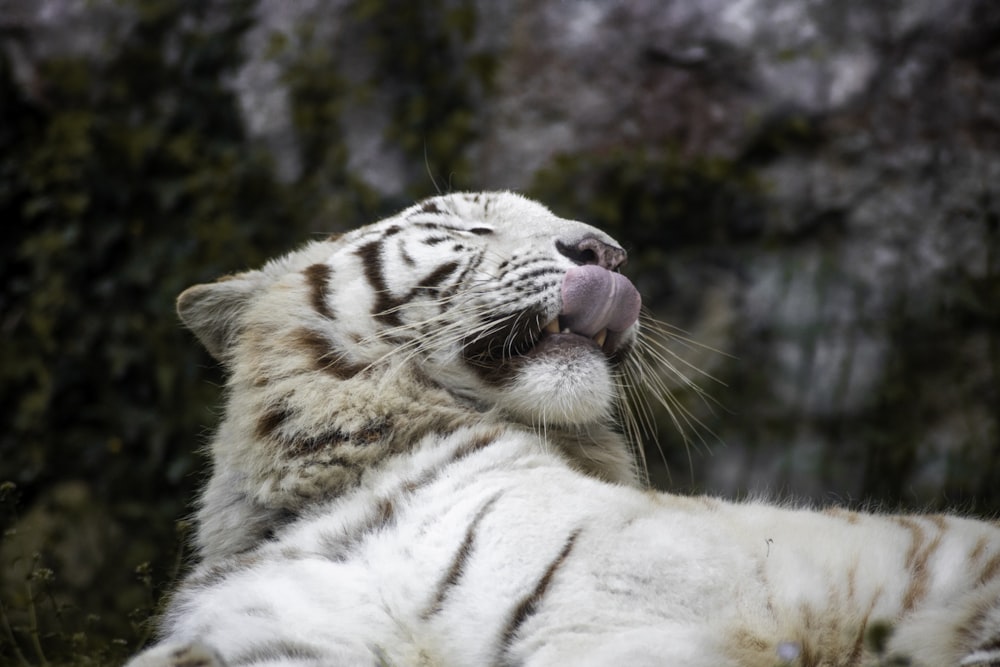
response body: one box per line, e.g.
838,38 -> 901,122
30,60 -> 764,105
491,338 -> 621,426
460,265 -> 642,426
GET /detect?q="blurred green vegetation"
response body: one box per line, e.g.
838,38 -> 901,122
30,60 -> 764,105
352,0 -> 497,190
1,1 -> 290,661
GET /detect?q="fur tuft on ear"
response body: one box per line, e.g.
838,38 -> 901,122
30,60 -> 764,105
177,273 -> 263,362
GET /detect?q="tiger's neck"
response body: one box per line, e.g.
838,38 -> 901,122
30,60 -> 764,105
192,324 -> 637,561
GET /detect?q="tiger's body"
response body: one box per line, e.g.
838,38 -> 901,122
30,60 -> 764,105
129,192 -> 1000,667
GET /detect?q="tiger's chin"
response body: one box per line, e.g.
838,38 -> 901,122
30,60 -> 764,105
493,336 -> 619,426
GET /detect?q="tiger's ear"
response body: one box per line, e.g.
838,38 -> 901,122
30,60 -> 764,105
177,273 -> 263,362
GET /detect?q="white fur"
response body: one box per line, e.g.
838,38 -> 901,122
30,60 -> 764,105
132,193 -> 1000,667
134,426 -> 1000,666
495,345 -> 616,424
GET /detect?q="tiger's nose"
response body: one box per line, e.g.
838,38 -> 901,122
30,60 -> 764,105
556,236 -> 627,271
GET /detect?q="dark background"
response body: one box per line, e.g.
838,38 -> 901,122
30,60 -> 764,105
2,0 -> 998,663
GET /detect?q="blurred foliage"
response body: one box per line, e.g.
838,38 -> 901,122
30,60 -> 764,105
352,0 -> 496,193
530,146 -> 765,256
1,0 -> 288,660
860,196 -> 1000,509
273,19 -> 382,226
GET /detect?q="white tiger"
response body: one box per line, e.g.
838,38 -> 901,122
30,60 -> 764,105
129,192 -> 1000,667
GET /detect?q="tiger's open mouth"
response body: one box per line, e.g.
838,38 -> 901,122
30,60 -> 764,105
538,264 -> 642,355
465,265 -> 641,367
537,316 -> 616,354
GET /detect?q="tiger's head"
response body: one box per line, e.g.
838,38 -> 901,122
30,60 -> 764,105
179,192 -> 653,551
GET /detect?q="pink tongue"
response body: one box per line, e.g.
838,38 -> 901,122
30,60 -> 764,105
560,265 -> 642,337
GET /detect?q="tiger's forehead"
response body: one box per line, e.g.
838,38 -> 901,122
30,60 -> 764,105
336,191 -> 624,255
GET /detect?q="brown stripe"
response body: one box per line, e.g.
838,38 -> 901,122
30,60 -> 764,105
499,529 -> 582,655
732,629 -> 769,652
185,553 -> 262,589
417,261 -> 459,289
846,558 -> 858,603
355,239 -> 403,328
451,430 -> 502,465
255,406 -> 292,440
961,597 -> 999,651
396,430 -> 501,496
273,416 -> 387,458
979,551 -> 1000,586
895,517 -> 943,612
400,466 -> 444,497
503,266 -> 562,284
970,536 -> 990,564
447,256 -> 480,297
373,497 -> 395,525
848,590 -> 882,664
321,498 -> 397,562
354,417 -> 392,445
387,429 -> 500,503
401,245 -> 416,267
822,507 -> 861,524
975,632 -> 1000,653
410,221 -> 493,236
422,493 -> 503,619
290,327 -> 365,379
303,263 -> 336,319
280,427 -> 351,457
894,517 -> 924,568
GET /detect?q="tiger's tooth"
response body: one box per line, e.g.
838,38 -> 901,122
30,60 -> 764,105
593,329 -> 608,347
544,318 -> 560,334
